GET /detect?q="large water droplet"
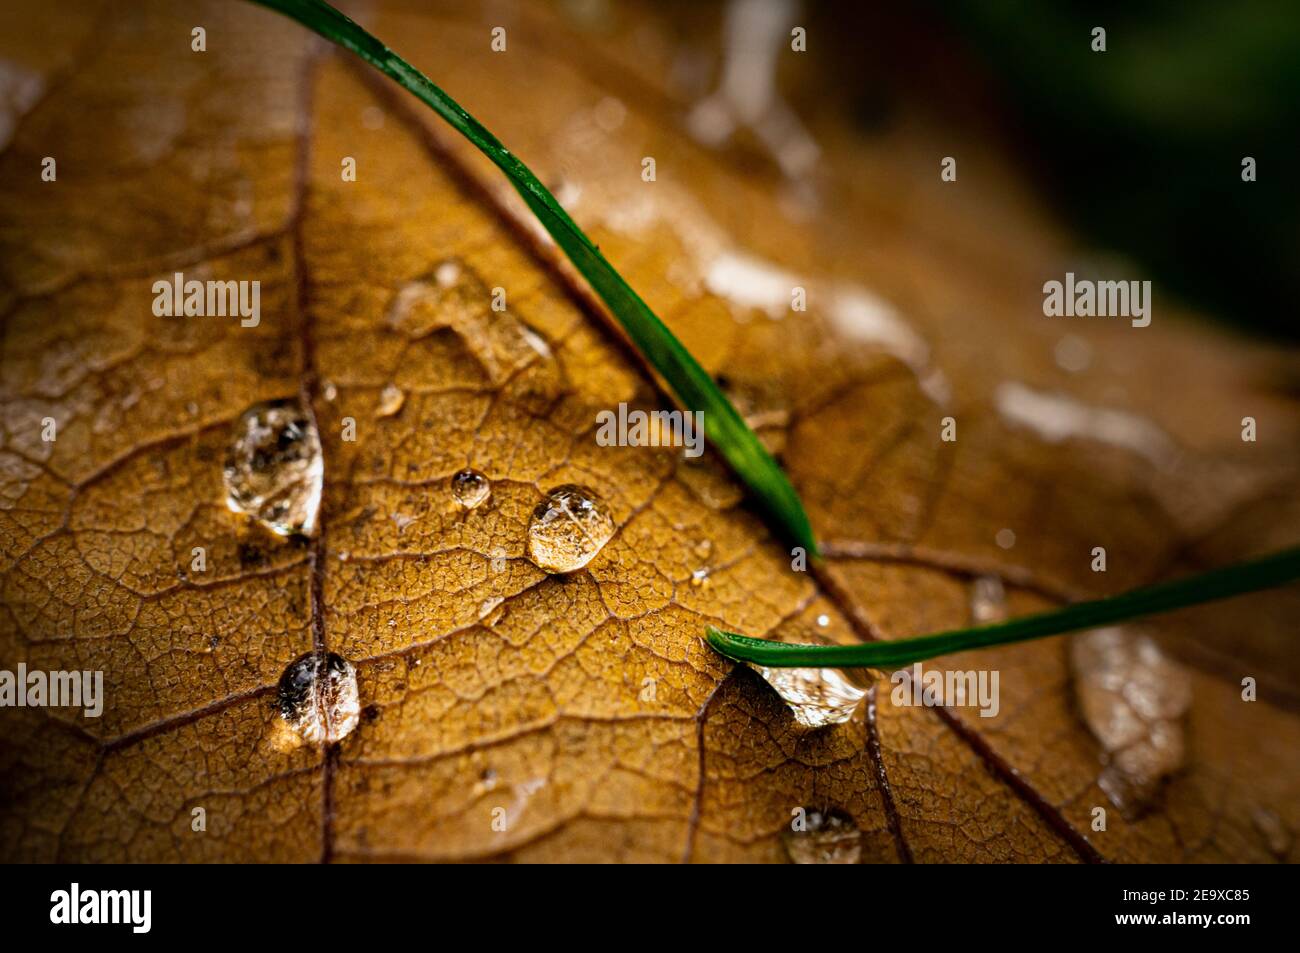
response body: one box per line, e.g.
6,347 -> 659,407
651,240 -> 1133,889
525,484 -> 615,573
224,399 -> 323,537
277,651 -> 360,745
751,664 -> 866,728
783,807 -> 862,864
451,468 -> 491,509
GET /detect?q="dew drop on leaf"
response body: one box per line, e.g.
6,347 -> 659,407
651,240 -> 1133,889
450,468 -> 491,509
434,259 -> 461,287
750,664 -> 866,728
783,807 -> 862,864
970,575 -> 1007,623
223,398 -> 323,537
277,651 -> 361,745
525,484 -> 615,573
375,383 -> 406,418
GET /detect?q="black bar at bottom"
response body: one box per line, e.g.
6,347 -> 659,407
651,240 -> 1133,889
3,863 -> 1284,940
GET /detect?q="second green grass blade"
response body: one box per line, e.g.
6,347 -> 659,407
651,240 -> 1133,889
250,0 -> 817,555
709,544 -> 1300,667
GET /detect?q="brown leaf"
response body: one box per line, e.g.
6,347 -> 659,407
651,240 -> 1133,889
1,0 -> 1297,863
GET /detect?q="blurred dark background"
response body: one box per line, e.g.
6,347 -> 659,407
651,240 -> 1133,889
803,0 -> 1299,340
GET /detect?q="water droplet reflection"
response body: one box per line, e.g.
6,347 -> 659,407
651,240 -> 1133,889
277,651 -> 360,745
526,484 -> 615,573
783,807 -> 862,864
223,398 -> 323,537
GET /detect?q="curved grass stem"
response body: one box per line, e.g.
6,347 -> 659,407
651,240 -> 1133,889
248,0 -> 817,554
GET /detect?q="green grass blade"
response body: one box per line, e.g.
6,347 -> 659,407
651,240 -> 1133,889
708,545 -> 1300,667
249,0 -> 817,555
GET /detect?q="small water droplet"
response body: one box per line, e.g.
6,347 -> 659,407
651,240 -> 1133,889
995,528 -> 1016,549
223,399 -> 323,537
593,96 -> 627,132
451,468 -> 491,509
693,539 -> 713,559
435,260 -> 462,287
277,652 -> 360,744
783,807 -> 862,864
816,614 -> 830,628
970,575 -> 1007,623
1055,334 -> 1092,373
690,567 -> 710,588
526,484 -> 615,573
474,766 -> 499,796
751,665 -> 866,728
376,383 -> 406,418
321,380 -> 338,402
520,326 -> 552,360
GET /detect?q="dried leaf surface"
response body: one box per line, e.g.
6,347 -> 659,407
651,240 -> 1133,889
1,0 -> 1297,862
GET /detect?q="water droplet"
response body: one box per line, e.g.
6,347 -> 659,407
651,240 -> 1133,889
473,766 -> 499,796
1071,627 -> 1191,819
321,380 -> 338,402
970,575 -> 1007,623
690,567 -> 710,588
520,326 -> 552,360
376,384 -> 405,418
552,177 -> 582,208
995,528 -> 1016,549
783,807 -> 862,864
816,614 -> 830,628
693,539 -> 713,560
751,664 -> 866,728
277,652 -> 360,744
526,484 -> 615,573
593,96 -> 627,132
1055,334 -> 1092,373
451,468 -> 491,509
223,399 -> 323,537
435,259 -> 461,288
478,595 -> 504,620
